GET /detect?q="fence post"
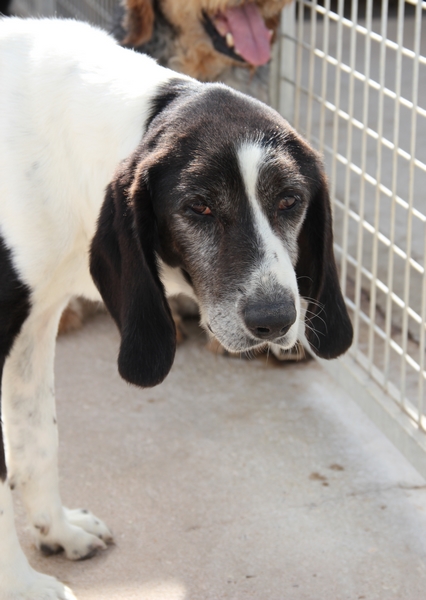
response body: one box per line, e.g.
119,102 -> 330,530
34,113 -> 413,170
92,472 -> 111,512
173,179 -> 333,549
273,2 -> 296,123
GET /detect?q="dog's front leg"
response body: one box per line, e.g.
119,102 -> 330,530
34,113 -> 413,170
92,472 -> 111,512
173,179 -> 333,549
2,305 -> 112,562
1,355 -> 77,599
0,478 -> 77,599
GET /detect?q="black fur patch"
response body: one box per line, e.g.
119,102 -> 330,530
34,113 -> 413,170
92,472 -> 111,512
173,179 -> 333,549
296,172 -> 353,358
0,0 -> 11,16
90,167 -> 176,388
0,235 -> 31,481
146,78 -> 200,131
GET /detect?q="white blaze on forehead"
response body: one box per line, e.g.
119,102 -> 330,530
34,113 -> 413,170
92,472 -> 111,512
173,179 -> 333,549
238,142 -> 264,201
236,142 -> 299,295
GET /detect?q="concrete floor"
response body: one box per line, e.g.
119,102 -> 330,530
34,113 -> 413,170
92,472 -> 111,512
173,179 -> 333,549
12,313 -> 426,600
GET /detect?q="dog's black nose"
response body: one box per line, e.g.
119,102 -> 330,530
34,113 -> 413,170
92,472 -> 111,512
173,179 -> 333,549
243,300 -> 297,341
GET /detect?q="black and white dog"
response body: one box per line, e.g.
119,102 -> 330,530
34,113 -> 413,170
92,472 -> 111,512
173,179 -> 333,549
0,17 -> 352,599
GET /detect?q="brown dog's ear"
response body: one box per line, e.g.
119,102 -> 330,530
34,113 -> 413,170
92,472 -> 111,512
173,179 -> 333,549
296,173 -> 353,359
121,0 -> 155,46
90,166 -> 176,387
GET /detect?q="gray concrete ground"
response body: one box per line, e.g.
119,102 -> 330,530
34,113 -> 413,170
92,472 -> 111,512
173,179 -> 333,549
11,313 -> 426,599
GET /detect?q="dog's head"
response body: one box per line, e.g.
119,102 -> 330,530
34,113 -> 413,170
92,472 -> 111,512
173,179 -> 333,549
90,80 -> 353,387
117,0 -> 291,79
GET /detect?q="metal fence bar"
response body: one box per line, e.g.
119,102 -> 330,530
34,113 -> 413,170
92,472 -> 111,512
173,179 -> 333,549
305,0 -> 318,140
318,0 -> 331,155
329,0 -> 344,209
353,0 -> 372,357
368,0 -> 388,368
384,0 -> 404,399
340,0 -> 359,299
293,0 -> 304,130
271,1 -> 296,121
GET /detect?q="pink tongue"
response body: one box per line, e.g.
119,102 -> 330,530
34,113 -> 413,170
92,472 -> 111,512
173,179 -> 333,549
225,3 -> 271,66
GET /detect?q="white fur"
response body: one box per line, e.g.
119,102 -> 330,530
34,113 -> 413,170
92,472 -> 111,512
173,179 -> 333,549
0,482 -> 77,600
237,142 -> 300,348
160,262 -> 198,300
0,18 -> 186,299
0,17 -> 188,600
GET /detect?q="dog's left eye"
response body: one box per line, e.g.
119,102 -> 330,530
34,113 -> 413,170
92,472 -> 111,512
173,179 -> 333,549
278,196 -> 299,211
190,203 -> 213,216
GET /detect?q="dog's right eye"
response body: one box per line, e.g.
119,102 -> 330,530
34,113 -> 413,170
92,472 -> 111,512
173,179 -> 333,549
278,196 -> 299,211
190,203 -> 213,216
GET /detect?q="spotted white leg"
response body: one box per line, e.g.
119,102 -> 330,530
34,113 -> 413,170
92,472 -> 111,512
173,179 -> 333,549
2,303 -> 112,562
0,480 -> 76,600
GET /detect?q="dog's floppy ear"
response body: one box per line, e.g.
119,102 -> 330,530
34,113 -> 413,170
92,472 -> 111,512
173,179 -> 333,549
90,163 -> 176,387
121,0 -> 154,47
296,172 -> 353,359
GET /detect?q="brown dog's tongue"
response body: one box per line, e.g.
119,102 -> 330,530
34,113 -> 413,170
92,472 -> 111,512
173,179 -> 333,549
225,3 -> 271,66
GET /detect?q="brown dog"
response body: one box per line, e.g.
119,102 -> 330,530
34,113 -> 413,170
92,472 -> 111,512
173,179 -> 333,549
113,0 -> 291,102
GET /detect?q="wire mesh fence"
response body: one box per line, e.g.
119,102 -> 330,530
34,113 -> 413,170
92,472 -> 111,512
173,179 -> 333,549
275,0 -> 426,471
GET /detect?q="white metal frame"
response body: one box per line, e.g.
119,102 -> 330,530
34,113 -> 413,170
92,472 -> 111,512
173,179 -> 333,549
275,0 -> 426,476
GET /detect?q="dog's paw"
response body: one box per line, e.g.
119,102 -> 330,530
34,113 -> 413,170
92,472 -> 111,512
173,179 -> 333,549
57,302 -> 83,335
270,341 -> 309,361
64,508 -> 113,544
33,508 -> 112,561
0,564 -> 76,600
